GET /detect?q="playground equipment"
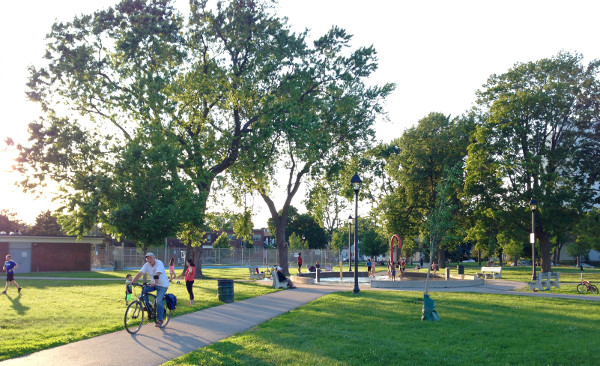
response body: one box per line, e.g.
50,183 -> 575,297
389,234 -> 403,266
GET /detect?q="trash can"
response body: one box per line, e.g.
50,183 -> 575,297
217,279 -> 234,303
457,265 -> 464,275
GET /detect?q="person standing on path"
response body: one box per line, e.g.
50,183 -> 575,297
184,258 -> 196,305
131,253 -> 170,327
297,253 -> 303,274
3,254 -> 22,294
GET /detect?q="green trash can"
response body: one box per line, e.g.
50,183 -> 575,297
217,279 -> 234,303
457,265 -> 464,275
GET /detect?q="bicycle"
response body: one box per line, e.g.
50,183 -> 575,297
124,283 -> 173,334
576,267 -> 598,294
577,280 -> 598,294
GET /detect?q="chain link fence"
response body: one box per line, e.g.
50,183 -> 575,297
92,243 -> 343,270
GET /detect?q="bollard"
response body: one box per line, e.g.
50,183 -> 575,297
445,267 -> 450,280
316,268 -> 321,282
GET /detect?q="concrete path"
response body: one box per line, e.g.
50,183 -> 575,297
2,280 -> 599,366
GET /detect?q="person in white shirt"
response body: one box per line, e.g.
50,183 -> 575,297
131,252 -> 170,327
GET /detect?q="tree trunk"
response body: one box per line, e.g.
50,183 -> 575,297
437,248 -> 446,269
184,243 -> 205,278
477,249 -> 481,266
538,228 -> 552,273
194,246 -> 204,278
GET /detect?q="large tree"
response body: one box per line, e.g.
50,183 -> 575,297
465,52 -> 600,273
16,0 -> 352,270
381,113 -> 473,266
229,27 -> 394,274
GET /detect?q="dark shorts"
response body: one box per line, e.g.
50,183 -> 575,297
367,266 -> 372,271
7,273 -> 14,281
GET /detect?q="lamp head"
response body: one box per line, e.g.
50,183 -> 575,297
351,173 -> 362,193
530,198 -> 537,211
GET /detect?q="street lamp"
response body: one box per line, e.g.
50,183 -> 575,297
530,198 -> 537,281
351,173 -> 362,294
348,215 -> 353,271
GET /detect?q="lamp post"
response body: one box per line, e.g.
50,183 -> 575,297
530,198 -> 537,281
351,173 -> 362,294
348,215 -> 353,271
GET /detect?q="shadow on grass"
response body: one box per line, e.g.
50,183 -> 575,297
4,293 -> 30,315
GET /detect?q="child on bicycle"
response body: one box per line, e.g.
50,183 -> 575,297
125,274 -> 133,305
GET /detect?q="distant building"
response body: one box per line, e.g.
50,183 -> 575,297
0,235 -> 104,272
203,228 -> 273,248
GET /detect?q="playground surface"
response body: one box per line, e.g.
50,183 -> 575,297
2,279 -> 598,366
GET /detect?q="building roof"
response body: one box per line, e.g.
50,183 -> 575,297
0,235 -> 105,244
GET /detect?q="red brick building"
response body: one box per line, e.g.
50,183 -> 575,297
0,235 -> 104,272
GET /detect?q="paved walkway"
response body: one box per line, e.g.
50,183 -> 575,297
2,280 -> 598,366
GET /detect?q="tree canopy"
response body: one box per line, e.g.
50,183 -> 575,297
16,0 -> 393,262
465,52 -> 600,272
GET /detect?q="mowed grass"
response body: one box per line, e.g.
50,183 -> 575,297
0,278 -> 276,360
164,291 -> 600,366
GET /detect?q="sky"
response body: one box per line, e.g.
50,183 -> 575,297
1,0 -> 600,226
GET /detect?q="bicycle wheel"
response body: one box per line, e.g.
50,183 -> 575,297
590,285 -> 599,294
124,301 -> 145,334
577,284 -> 587,294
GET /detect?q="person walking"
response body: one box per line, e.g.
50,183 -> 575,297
131,253 -> 170,327
2,254 -> 22,294
184,258 -> 196,305
297,253 -> 303,274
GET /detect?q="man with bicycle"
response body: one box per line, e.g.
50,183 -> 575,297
131,253 -> 170,327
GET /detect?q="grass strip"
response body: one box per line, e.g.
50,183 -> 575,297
0,279 -> 275,360
164,290 -> 600,366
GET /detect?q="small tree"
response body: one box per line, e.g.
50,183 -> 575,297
212,233 -> 231,249
28,210 -> 65,236
288,233 -> 306,250
359,229 -> 387,259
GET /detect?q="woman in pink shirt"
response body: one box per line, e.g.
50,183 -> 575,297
184,258 -> 196,305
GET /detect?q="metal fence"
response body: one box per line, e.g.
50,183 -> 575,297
92,243 -> 344,270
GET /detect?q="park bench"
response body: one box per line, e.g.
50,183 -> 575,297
272,273 -> 288,289
527,272 -> 560,291
249,268 -> 265,280
476,266 -> 503,279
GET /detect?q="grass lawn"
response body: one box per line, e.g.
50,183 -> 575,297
164,291 -> 600,366
0,277 -> 276,360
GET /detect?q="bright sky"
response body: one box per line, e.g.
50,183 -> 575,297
1,0 -> 600,225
